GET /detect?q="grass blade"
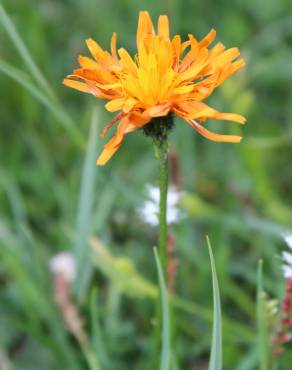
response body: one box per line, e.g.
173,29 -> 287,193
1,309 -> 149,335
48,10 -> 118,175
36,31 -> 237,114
90,288 -> 109,369
257,260 -> 269,370
0,59 -> 84,147
73,107 -> 99,301
154,247 -> 171,370
90,237 -> 254,341
207,236 -> 223,370
0,3 -> 55,101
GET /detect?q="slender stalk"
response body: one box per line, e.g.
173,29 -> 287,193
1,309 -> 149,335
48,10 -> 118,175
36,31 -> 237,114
144,115 -> 172,276
146,117 -> 172,370
155,135 -> 169,275
155,138 -> 172,370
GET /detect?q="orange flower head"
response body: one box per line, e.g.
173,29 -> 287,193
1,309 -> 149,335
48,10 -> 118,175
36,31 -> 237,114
63,11 -> 246,165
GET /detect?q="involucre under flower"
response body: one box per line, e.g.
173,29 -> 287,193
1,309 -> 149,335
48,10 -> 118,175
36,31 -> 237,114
64,11 -> 246,165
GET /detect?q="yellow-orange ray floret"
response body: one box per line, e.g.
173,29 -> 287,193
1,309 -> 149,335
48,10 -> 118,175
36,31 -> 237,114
63,10 -> 246,165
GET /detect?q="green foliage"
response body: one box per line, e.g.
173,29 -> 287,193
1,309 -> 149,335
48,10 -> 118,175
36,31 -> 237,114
154,247 -> 171,370
0,0 -> 292,369
73,107 -> 99,301
207,237 -> 222,370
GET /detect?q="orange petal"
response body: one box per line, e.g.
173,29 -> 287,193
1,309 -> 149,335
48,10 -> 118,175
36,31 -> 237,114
118,48 -> 137,76
78,56 -> 99,69
215,59 -> 246,87
177,48 -> 209,82
63,78 -> 90,93
187,119 -> 242,143
199,28 -> 216,48
97,119 -> 127,165
123,97 -> 137,113
172,35 -> 181,68
128,111 -> 151,128
86,38 -> 104,61
97,117 -> 137,165
87,83 -> 116,99
211,48 -> 240,70
96,145 -> 120,165
173,85 -> 194,94
196,86 -> 209,94
158,15 -> 169,38
211,112 -> 246,124
179,35 -> 200,72
195,107 -> 246,124
181,40 -> 191,54
209,42 -> 226,60
100,112 -> 125,138
105,98 -> 126,112
111,32 -> 118,59
65,76 -> 114,98
175,101 -> 246,124
104,117 -> 128,148
173,100 -> 208,119
145,103 -> 171,117
71,67 -> 116,86
136,11 -> 155,47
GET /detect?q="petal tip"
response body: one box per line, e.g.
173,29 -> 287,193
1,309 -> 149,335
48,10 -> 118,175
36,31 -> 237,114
96,158 -> 106,166
85,38 -> 92,46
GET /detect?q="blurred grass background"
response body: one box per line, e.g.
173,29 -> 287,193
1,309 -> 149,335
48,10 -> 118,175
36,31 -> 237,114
1,0 -> 292,369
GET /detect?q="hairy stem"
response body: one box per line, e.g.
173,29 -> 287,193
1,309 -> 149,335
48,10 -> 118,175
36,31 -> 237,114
156,136 -> 169,275
146,116 -> 173,370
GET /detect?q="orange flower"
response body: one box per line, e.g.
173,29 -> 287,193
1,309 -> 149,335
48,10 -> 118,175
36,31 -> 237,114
64,11 -> 246,165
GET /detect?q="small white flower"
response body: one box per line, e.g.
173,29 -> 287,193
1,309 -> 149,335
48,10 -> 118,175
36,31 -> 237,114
282,265 -> 292,279
49,252 -> 76,282
282,251 -> 292,265
139,185 -> 184,226
283,233 -> 292,249
281,233 -> 292,279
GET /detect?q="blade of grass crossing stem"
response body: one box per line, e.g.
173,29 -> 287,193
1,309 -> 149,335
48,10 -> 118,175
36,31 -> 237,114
74,107 -> 99,301
257,260 -> 269,370
0,59 -> 84,148
154,247 -> 171,370
0,3 -> 56,101
207,236 -> 223,370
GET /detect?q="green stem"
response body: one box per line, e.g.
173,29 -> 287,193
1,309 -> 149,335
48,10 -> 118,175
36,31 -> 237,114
154,131 -> 169,277
144,114 -> 172,278
146,116 -> 172,370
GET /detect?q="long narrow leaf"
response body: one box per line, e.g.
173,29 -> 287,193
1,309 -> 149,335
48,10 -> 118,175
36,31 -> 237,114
90,237 -> 254,341
0,59 -> 84,147
207,236 -> 223,370
90,288 -> 109,369
154,247 -> 171,370
0,3 -> 55,101
74,107 -> 99,301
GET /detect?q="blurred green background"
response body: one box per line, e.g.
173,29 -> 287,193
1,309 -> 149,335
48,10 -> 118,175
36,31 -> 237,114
1,0 -> 292,369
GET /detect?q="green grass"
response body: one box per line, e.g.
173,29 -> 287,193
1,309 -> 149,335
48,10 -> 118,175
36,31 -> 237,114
207,237 -> 222,370
1,0 -> 292,369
